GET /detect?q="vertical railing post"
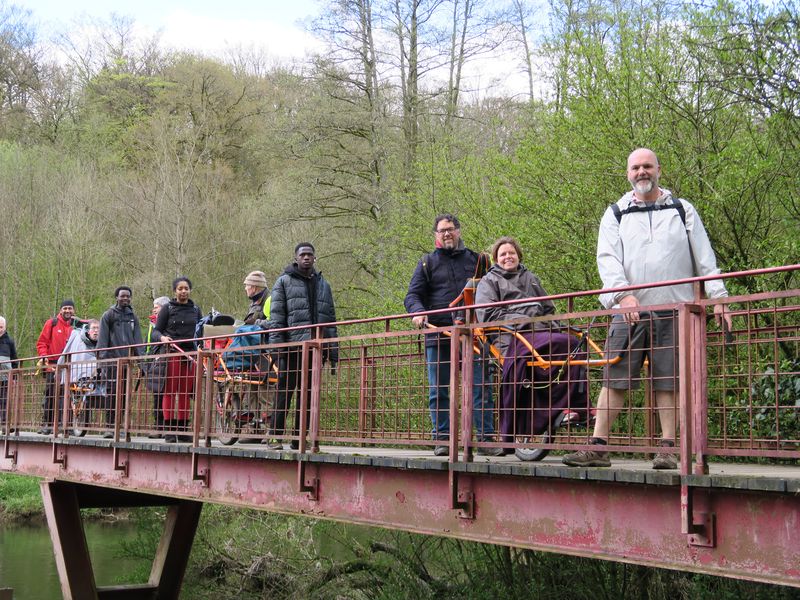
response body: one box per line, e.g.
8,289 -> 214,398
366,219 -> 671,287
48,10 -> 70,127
678,304 -> 693,535
692,306 -> 709,475
309,329 -> 323,451
460,326 -> 474,462
448,327 -> 461,460
203,352 -> 214,447
124,354 -> 134,442
191,349 -> 205,446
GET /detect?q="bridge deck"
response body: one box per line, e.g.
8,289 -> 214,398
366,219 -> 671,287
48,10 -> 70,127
11,432 -> 800,492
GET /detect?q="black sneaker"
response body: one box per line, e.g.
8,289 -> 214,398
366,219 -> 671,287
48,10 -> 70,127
37,426 -> 53,435
102,432 -> 114,439
433,445 -> 448,457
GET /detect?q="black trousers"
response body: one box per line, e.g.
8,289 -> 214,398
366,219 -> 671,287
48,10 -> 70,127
270,349 -> 312,438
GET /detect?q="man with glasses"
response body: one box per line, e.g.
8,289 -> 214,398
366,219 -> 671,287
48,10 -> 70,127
405,214 -> 501,456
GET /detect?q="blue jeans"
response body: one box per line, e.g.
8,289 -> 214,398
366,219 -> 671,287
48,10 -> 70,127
425,339 -> 495,440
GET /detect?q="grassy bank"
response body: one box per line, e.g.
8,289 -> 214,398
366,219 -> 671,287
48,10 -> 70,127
115,505 -> 798,600
0,473 -> 43,523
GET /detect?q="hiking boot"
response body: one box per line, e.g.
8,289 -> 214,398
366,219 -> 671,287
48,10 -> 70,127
433,445 -> 449,457
263,439 -> 283,450
476,446 -> 505,457
562,449 -> 611,467
38,426 -> 53,435
652,441 -> 678,470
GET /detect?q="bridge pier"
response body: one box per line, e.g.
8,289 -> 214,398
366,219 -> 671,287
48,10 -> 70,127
41,480 -> 202,600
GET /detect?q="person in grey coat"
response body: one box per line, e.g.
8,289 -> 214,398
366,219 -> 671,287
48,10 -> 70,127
266,243 -> 338,449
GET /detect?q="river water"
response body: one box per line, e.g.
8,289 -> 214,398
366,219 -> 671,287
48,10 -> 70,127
0,520 -> 146,600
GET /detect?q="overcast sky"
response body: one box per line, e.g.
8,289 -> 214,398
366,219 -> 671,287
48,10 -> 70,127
24,0 -> 533,98
26,0 -> 324,60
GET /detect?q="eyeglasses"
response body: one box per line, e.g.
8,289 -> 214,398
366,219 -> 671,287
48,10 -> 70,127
435,227 -> 457,235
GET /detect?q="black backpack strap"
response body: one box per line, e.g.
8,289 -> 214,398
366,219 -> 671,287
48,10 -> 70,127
612,198 -> 686,227
421,252 -> 433,285
612,198 -> 696,274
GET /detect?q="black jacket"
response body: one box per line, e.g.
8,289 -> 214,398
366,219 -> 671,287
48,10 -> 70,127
268,265 -> 338,362
97,305 -> 144,359
404,242 -> 480,328
154,299 -> 203,352
0,331 -> 18,367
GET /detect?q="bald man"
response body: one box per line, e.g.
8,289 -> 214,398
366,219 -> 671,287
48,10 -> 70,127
563,148 -> 731,469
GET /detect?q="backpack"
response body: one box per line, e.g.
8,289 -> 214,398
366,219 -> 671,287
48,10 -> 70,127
610,198 -> 696,274
222,324 -> 267,371
610,198 -> 686,227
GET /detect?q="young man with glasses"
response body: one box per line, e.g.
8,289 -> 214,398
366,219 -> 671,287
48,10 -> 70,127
404,214 -> 501,456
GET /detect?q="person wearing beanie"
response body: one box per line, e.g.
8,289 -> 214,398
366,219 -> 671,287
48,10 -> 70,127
243,270 -> 271,329
36,300 -> 81,434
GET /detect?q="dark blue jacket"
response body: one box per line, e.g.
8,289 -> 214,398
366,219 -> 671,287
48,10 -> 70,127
0,331 -> 18,366
404,242 -> 480,331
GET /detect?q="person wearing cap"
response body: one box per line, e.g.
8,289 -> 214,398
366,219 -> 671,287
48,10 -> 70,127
36,299 -> 81,434
243,270 -> 271,328
96,286 -> 144,438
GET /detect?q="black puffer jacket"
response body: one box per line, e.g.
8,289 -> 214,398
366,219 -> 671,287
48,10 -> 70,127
97,305 -> 144,359
268,265 -> 338,362
154,299 -> 203,352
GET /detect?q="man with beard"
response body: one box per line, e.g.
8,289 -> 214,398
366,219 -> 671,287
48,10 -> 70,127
97,286 -> 143,438
266,244 -> 338,450
404,214 -> 500,457
563,148 -> 732,469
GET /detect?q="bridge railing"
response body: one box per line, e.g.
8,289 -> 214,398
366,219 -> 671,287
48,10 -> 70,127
2,266 -> 798,472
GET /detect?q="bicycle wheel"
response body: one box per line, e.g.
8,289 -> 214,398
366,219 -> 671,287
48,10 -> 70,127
72,396 -> 89,438
515,411 -> 567,462
237,386 -> 264,444
215,388 -> 240,445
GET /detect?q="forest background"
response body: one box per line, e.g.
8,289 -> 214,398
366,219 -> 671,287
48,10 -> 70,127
0,0 -> 797,354
1,0 -> 799,597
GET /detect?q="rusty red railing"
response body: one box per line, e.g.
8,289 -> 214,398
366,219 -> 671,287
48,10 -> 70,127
2,265 -> 798,475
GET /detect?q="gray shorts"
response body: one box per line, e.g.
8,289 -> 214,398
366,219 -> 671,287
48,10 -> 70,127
603,311 -> 678,391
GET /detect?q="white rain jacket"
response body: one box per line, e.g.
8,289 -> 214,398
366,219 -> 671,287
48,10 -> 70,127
597,189 -> 728,309
57,329 -> 100,385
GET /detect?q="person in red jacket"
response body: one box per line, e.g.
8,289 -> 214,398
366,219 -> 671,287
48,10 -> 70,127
36,299 -> 80,434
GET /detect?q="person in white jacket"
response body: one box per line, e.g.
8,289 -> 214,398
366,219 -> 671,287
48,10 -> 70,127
564,148 -> 732,469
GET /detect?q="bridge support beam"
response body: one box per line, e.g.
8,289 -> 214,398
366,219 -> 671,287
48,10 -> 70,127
41,480 -> 202,600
